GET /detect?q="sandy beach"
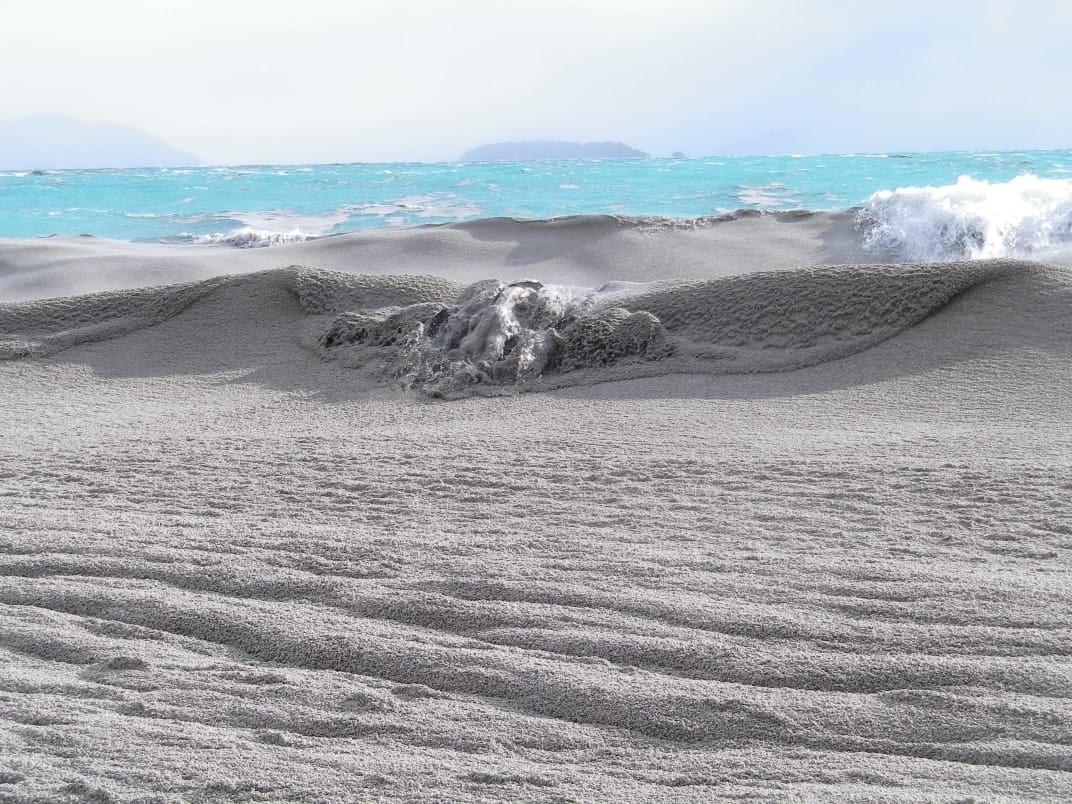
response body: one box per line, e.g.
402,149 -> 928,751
1,214 -> 1070,801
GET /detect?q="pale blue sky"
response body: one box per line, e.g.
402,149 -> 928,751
1,0 -> 1069,163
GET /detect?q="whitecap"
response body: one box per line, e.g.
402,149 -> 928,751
182,227 -> 315,248
159,208 -> 351,248
858,174 -> 1072,261
224,209 -> 349,234
414,204 -> 483,219
351,204 -> 402,217
736,184 -> 800,209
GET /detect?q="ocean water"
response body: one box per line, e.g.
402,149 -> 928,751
2,149 -> 1071,261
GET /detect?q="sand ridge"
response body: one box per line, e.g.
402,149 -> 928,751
0,210 -> 875,301
0,259 -> 1052,398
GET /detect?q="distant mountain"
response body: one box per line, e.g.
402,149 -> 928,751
461,141 -> 648,161
0,115 -> 198,170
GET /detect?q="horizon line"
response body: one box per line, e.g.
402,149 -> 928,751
5,144 -> 1072,174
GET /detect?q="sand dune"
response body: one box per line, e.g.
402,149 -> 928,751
0,210 -> 874,301
0,227 -> 1069,801
2,258 -> 1058,395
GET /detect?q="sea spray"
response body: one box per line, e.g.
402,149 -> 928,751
858,174 -> 1072,261
181,227 -> 315,248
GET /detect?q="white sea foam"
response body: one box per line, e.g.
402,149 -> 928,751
415,204 -> 484,219
350,195 -> 484,221
737,183 -> 799,209
859,174 -> 1072,261
352,203 -> 403,217
172,209 -> 350,248
189,227 -> 314,248
226,209 -> 348,233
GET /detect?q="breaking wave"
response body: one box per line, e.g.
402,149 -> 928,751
159,210 -> 351,248
185,227 -> 316,248
859,174 -> 1072,261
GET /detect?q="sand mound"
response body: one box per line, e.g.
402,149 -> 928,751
1,260 -> 1060,399
0,268 -> 461,360
628,259 -> 1019,371
312,259 -> 1036,396
0,276 -> 233,359
287,268 -> 463,315
0,210 -> 873,301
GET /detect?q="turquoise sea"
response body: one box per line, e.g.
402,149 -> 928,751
1,150 -> 1071,259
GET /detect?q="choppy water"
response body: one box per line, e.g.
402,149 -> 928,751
2,150 -> 1071,261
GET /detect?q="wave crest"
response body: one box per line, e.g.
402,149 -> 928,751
859,174 -> 1072,261
188,227 -> 315,248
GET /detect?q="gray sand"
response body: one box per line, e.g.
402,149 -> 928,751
0,210 -> 874,301
0,217 -> 1069,802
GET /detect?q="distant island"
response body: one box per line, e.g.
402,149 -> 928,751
461,141 -> 648,161
0,115 -> 198,170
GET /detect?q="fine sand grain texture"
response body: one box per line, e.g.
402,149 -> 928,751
0,210 -> 874,301
0,224 -> 1069,802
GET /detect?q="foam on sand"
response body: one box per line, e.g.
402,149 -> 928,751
316,277 -> 674,395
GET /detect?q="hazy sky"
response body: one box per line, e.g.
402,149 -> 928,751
2,0 -> 1069,164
